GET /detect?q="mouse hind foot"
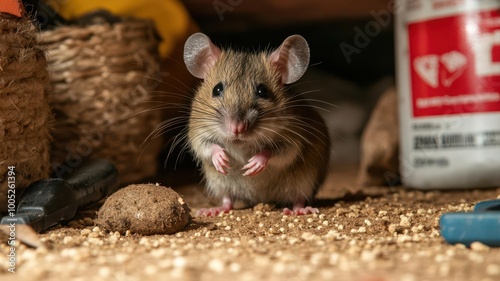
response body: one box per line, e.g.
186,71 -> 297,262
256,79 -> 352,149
195,196 -> 233,217
283,200 -> 319,216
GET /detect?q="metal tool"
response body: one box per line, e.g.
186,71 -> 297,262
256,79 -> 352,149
440,199 -> 500,247
1,158 -> 119,233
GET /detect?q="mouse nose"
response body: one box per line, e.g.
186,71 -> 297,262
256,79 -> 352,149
228,119 -> 248,136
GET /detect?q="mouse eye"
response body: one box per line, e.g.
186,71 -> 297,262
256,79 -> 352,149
212,82 -> 224,97
256,84 -> 270,99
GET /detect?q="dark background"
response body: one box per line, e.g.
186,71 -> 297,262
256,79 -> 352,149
181,0 -> 396,87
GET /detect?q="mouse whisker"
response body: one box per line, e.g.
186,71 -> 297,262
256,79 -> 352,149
144,101 -> 190,112
147,90 -> 194,99
138,104 -> 189,116
285,99 -> 339,111
284,80 -> 318,90
143,74 -> 196,96
260,119 -> 329,154
271,125 -> 312,146
145,116 -> 186,138
189,127 -> 221,145
271,119 -> 330,149
168,130 -> 190,169
147,122 -> 187,143
190,108 -> 221,119
164,74 -> 199,95
253,129 -> 278,150
138,116 -> 188,168
121,103 -> 187,120
263,115 -> 329,139
188,115 -> 220,122
288,89 -> 323,98
258,126 -> 304,156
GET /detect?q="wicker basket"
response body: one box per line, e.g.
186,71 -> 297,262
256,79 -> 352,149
40,19 -> 163,184
0,14 -> 52,212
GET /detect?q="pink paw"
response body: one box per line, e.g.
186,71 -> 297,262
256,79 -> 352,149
242,150 -> 270,176
211,144 -> 230,175
196,207 -> 231,217
196,197 -> 233,217
282,206 -> 319,216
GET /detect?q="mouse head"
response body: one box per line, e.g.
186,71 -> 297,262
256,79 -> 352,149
184,33 -> 310,143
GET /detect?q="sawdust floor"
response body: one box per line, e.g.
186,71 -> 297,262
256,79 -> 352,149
1,164 -> 500,281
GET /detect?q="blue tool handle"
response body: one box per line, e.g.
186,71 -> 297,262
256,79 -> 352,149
474,199 -> 500,212
440,212 -> 500,247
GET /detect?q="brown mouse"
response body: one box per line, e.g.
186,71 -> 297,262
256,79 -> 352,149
183,33 -> 330,216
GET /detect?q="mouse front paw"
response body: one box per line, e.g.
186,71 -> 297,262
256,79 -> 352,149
242,150 -> 271,176
211,144 -> 230,175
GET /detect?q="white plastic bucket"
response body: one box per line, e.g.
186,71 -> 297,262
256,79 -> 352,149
396,0 -> 500,189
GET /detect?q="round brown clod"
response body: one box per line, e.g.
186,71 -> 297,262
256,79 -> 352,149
96,184 -> 191,235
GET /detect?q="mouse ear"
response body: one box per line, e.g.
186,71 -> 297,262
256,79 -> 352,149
183,33 -> 221,79
269,35 -> 310,84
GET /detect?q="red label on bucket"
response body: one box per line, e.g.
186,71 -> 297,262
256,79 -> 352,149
409,9 -> 500,117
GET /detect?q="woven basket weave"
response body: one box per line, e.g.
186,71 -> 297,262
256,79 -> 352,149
40,19 -> 163,184
0,14 -> 52,212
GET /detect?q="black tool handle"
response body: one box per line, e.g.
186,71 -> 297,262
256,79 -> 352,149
6,178 -> 76,233
63,158 -> 119,208
1,158 -> 119,233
